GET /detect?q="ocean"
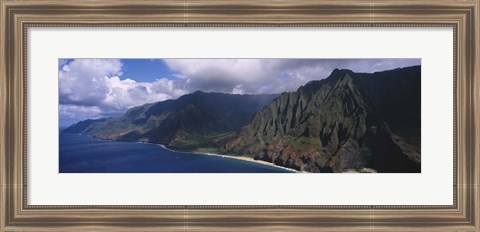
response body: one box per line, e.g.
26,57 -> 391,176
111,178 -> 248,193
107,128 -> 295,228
59,133 -> 294,173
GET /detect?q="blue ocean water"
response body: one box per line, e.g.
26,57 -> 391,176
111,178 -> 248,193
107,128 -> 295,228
59,133 -> 294,173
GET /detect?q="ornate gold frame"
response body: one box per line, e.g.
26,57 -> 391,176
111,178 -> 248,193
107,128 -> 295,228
1,0 -> 479,231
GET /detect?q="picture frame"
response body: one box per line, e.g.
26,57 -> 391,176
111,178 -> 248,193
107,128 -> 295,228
0,0 -> 478,231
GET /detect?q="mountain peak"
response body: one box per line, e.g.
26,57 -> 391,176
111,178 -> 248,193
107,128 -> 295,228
301,68 -> 354,91
192,90 -> 205,95
331,68 -> 353,76
226,66 -> 421,173
63,91 -> 279,150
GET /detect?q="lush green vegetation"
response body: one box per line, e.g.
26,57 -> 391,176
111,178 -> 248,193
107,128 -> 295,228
65,66 -> 421,173
226,66 -> 421,173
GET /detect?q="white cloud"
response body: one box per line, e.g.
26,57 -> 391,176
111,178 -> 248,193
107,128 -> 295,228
60,58 -> 420,126
59,59 -> 189,125
164,59 -> 279,94
163,58 -> 421,95
231,84 -> 245,95
59,105 -> 104,127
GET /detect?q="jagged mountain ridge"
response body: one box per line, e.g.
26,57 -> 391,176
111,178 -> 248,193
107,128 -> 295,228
64,66 -> 421,173
64,91 -> 279,150
225,66 -> 421,173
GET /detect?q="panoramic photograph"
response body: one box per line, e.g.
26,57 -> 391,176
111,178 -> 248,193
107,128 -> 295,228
59,58 -> 421,173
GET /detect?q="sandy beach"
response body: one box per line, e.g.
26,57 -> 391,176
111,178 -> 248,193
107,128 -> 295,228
201,152 -> 299,173
156,144 -> 299,173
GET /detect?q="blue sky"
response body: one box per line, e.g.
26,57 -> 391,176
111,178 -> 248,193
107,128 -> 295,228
59,58 -> 421,127
121,59 -> 176,82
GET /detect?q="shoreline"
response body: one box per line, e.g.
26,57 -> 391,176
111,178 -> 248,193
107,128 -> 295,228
156,144 -> 300,173
73,133 -> 300,173
199,152 -> 300,173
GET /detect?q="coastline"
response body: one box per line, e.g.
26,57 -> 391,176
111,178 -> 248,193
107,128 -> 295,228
156,144 -> 300,173
72,133 -> 299,173
199,152 -> 300,173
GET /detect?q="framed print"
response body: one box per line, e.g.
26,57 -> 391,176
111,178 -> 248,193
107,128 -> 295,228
57,58 -> 421,174
0,0 -> 478,231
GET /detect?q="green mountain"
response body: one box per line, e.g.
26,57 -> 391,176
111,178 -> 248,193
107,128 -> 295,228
64,66 -> 421,173
225,66 -> 421,173
63,91 -> 279,151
